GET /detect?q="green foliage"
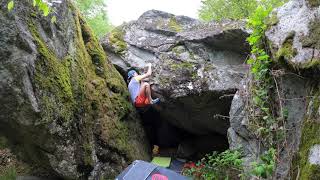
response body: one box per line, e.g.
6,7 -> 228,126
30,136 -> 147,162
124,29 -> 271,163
51,15 -> 57,23
33,0 -> 51,16
198,0 -> 286,22
183,149 -> 244,179
0,166 -> 16,180
276,36 -> 297,61
7,1 -> 14,11
75,0 -> 113,39
247,5 -> 277,145
7,0 -> 56,23
245,1 -> 288,179
251,148 -> 276,178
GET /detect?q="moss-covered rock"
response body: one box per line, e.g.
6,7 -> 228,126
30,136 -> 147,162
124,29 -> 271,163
276,32 -> 297,62
266,0 -> 320,73
168,17 -> 182,32
292,87 -> 320,179
108,27 -> 128,54
266,12 -> 279,27
0,0 -> 149,179
307,0 -> 320,7
301,20 -> 320,50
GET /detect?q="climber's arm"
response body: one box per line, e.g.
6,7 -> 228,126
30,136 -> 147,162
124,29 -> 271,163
135,63 -> 152,81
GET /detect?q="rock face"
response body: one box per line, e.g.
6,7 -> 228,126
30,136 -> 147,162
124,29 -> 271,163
228,0 -> 320,179
101,10 -> 250,136
0,0 -> 149,179
228,74 -> 308,179
266,0 -> 320,69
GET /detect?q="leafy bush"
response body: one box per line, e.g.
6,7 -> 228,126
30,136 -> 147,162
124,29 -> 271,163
198,0 -> 286,22
251,148 -> 276,178
183,149 -> 243,180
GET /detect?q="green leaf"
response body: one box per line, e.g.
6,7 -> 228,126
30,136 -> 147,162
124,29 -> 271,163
51,16 -> 57,23
35,0 -> 41,6
254,166 -> 265,176
247,58 -> 255,65
8,1 -> 14,11
42,4 -> 50,16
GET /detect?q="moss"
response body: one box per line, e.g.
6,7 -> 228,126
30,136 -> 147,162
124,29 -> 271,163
83,143 -> 93,166
109,27 -> 127,55
29,21 -> 75,124
159,76 -> 171,85
299,58 -> 320,69
80,22 -> 106,76
170,61 -> 194,71
191,72 -> 198,79
301,20 -> 320,50
169,17 -> 182,32
307,0 -> 320,7
172,46 -> 185,55
297,121 -> 320,180
18,4 -> 148,177
204,63 -> 216,72
266,12 -> 279,27
276,32 -> 297,61
74,11 -> 148,162
293,88 -> 320,179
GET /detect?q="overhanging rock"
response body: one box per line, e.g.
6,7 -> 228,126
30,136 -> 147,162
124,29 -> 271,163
102,10 -> 250,135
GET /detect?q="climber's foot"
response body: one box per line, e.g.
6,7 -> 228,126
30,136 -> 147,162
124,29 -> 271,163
151,98 -> 160,105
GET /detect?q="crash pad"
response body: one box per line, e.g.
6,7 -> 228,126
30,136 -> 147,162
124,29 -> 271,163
151,157 -> 171,168
116,160 -> 189,180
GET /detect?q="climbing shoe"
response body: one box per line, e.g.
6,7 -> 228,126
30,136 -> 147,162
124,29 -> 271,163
151,98 -> 160,105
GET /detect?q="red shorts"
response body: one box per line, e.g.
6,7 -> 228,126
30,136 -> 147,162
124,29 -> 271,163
134,93 -> 150,107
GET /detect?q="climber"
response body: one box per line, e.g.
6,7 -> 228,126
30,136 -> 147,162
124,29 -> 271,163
127,63 -> 160,108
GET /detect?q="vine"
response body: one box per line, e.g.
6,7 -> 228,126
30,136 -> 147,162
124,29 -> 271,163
246,2 -> 286,179
247,5 -> 276,146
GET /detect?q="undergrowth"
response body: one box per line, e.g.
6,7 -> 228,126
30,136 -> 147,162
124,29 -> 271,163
183,149 -> 244,180
0,167 -> 16,180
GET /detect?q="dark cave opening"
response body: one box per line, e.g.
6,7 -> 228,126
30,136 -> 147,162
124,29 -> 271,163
137,104 -> 230,161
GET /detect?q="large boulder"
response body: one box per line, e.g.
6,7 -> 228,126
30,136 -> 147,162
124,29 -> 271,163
101,10 -> 250,136
228,0 -> 320,179
0,0 -> 149,179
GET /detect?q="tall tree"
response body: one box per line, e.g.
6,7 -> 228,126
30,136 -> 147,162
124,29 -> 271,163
198,0 -> 286,22
75,0 -> 113,39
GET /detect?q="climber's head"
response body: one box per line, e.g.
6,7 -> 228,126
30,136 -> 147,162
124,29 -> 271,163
127,70 -> 138,80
